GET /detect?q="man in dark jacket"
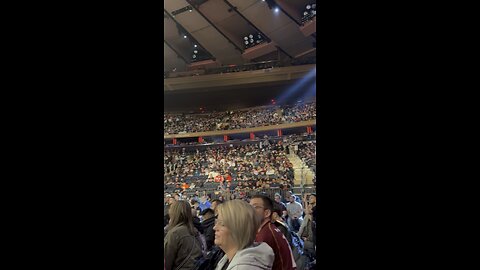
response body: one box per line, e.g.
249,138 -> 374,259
191,208 -> 204,235
200,208 -> 215,252
271,201 -> 292,245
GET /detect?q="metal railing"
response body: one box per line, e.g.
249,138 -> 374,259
164,60 -> 281,79
176,186 -> 315,201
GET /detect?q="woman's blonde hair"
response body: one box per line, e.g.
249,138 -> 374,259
216,199 -> 261,250
168,200 -> 195,235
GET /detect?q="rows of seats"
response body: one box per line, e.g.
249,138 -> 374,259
164,138 -> 295,191
297,140 -> 316,173
164,101 -> 316,135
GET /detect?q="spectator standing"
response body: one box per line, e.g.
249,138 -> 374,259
298,203 -> 315,258
274,193 -> 288,218
286,195 -> 303,232
200,208 -> 215,252
164,201 -> 202,270
210,199 -> 222,212
271,202 -> 291,245
198,195 -> 211,212
250,195 -> 296,270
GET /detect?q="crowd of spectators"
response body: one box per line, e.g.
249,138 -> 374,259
164,190 -> 316,269
296,140 -> 316,173
164,140 -> 295,193
164,102 -> 316,135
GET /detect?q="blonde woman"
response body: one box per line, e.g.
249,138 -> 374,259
164,200 -> 202,270
214,200 -> 274,270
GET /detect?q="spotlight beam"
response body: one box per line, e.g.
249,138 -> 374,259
275,68 -> 316,104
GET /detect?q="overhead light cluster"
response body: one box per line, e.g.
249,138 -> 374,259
192,48 -> 199,59
301,3 -> 316,25
191,44 -> 206,62
243,33 -> 265,49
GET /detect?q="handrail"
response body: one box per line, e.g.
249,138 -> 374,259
164,119 -> 316,139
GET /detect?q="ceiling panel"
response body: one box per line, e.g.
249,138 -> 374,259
165,0 -> 244,65
228,0 -> 315,58
164,43 -> 187,72
163,0 -> 316,72
172,10 -> 210,32
197,0 -> 233,22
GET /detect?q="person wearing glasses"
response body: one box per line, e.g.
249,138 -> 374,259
164,200 -> 202,270
214,200 -> 274,270
250,194 -> 297,270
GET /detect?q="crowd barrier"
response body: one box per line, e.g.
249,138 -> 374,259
178,186 -> 315,201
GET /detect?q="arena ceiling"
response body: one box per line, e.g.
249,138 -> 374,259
164,0 -> 317,73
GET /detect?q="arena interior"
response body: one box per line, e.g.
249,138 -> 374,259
164,1 -> 317,269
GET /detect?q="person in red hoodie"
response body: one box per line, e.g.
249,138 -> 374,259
250,194 -> 297,270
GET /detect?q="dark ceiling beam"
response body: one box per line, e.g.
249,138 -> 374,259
186,0 -> 244,54
223,0 -> 293,59
164,40 -> 189,64
223,0 -> 270,43
273,1 -> 302,26
272,0 -> 317,44
164,8 -> 214,61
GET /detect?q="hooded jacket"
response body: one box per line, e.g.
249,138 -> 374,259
215,242 -> 274,270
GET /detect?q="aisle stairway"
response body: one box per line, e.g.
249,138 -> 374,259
287,148 -> 315,187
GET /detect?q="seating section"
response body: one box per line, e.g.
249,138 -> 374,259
164,139 -> 295,192
164,102 -> 316,135
297,140 -> 316,173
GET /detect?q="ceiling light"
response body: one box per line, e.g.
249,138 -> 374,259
194,44 -> 197,47
306,5 -> 311,10
193,50 -> 198,54
249,34 -> 253,38
274,7 -> 279,12
183,35 -> 187,38
244,37 -> 248,40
